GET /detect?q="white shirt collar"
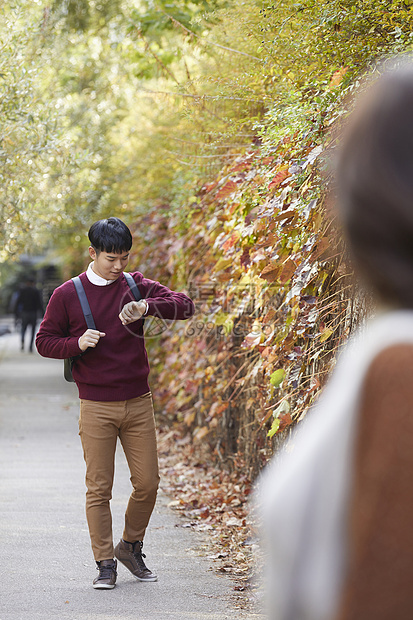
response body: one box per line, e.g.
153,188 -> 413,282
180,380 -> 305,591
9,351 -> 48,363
86,262 -> 118,286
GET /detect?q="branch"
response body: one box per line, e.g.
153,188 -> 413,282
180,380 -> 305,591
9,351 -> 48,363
164,149 -> 242,160
137,30 -> 180,85
169,137 -> 249,148
164,12 -> 262,62
136,87 -> 266,103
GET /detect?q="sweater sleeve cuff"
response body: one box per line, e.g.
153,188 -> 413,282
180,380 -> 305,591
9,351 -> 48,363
67,337 -> 83,357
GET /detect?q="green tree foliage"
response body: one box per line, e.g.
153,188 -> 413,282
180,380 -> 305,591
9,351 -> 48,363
4,0 -> 269,268
0,2 -> 61,258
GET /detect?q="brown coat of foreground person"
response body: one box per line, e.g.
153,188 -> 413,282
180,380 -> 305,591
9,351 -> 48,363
258,61 -> 413,620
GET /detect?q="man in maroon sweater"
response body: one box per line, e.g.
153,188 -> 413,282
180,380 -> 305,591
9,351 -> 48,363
36,217 -> 195,589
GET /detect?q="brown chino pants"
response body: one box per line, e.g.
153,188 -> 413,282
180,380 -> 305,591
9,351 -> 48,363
78,392 -> 160,561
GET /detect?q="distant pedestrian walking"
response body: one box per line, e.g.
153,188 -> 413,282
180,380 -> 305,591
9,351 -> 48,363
15,278 -> 43,352
36,217 -> 195,590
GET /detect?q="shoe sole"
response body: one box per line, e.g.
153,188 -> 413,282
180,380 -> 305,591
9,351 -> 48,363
93,583 -> 116,589
133,574 -> 158,582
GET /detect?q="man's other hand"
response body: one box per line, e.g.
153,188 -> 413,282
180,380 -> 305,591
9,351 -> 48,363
119,301 -> 148,325
79,329 -> 106,351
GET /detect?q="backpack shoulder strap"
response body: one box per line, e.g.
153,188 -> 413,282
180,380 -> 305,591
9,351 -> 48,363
72,276 -> 96,330
123,272 -> 143,302
124,272 -> 146,326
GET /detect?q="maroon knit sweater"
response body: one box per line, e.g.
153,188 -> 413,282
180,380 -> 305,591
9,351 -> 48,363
36,271 -> 195,401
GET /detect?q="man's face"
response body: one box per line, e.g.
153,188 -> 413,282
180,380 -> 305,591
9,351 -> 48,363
89,247 -> 130,281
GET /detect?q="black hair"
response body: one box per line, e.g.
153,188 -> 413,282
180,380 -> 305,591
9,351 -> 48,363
337,62 -> 413,308
88,217 -> 132,254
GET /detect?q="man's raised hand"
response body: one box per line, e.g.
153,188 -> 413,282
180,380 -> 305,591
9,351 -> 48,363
79,329 -> 106,351
119,300 -> 148,325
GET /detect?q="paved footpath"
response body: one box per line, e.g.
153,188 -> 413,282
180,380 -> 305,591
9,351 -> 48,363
0,327 -> 265,620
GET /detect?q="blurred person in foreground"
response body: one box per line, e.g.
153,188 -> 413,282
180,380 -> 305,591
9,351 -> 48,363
36,217 -> 195,589
258,62 -> 413,620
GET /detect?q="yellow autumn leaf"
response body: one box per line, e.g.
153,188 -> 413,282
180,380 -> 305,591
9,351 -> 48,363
193,426 -> 210,441
319,327 -> 334,342
184,411 -> 196,426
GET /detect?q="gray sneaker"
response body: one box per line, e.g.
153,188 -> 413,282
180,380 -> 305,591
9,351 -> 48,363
93,559 -> 117,589
115,539 -> 157,582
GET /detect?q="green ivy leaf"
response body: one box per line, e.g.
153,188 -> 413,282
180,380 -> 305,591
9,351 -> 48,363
267,418 -> 280,438
270,369 -> 284,387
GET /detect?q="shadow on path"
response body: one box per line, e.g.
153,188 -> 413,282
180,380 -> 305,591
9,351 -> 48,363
0,327 -> 264,620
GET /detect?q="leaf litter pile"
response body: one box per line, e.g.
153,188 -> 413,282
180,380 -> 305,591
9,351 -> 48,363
157,424 -> 264,611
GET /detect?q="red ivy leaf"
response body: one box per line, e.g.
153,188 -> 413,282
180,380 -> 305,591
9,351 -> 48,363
311,236 -> 330,261
260,262 -> 281,282
278,412 -> 293,432
268,169 -> 290,189
240,247 -> 251,269
222,232 -> 240,252
279,258 -> 297,284
216,181 -> 239,201
202,181 -> 218,193
228,160 -> 251,174
273,209 -> 296,223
